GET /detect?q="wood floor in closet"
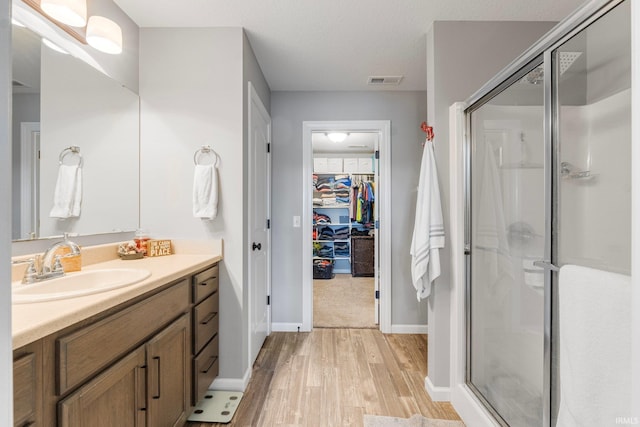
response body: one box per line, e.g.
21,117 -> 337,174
186,329 -> 461,427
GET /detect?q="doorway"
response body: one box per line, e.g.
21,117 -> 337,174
302,121 -> 391,333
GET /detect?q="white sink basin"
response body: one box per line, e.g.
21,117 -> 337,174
12,268 -> 151,304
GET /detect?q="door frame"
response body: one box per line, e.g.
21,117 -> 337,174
302,120 -> 391,333
247,82 -> 272,368
19,122 -> 40,239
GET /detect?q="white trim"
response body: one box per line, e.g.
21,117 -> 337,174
247,82 -> 272,369
448,102 -> 467,392
271,322 -> 303,332
390,324 -> 428,334
425,376 -> 451,402
451,384 -> 501,427
302,120 -> 392,333
19,122 -> 39,239
632,0 -> 640,414
210,367 -> 252,392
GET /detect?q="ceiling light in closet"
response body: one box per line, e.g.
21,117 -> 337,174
86,16 -> 123,54
41,0 -> 87,27
327,132 -> 348,143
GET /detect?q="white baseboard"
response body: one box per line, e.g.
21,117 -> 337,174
271,322 -> 304,332
425,376 -> 451,402
390,324 -> 428,334
210,367 -> 252,392
451,384 -> 500,427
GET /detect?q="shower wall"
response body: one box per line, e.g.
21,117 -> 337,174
559,89 -> 631,274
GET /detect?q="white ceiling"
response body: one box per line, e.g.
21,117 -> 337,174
114,0 -> 585,91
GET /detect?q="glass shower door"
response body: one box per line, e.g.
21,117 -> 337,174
468,60 -> 546,426
552,1 -> 632,425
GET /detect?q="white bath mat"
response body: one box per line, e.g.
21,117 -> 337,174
187,390 -> 243,423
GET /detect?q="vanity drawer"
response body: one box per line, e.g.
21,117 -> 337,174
57,279 -> 189,395
193,334 -> 219,405
193,291 -> 219,354
193,264 -> 219,303
14,353 -> 37,426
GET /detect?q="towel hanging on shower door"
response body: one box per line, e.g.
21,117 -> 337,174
410,139 -> 444,301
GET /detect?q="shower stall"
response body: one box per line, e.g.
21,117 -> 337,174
463,0 -> 632,425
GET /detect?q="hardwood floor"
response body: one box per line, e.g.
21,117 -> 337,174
187,329 -> 460,427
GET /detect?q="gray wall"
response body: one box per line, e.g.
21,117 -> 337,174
426,21 -> 557,388
140,27 -> 271,385
1,0 -> 12,423
270,90 -> 428,327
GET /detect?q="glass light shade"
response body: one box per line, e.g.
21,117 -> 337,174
327,132 -> 348,143
86,16 -> 123,55
41,0 -> 87,27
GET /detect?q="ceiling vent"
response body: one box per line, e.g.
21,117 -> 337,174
367,76 -> 403,86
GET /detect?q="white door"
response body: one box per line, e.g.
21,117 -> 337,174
248,83 -> 271,366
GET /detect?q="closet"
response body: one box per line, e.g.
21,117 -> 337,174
311,131 -> 378,328
312,170 -> 375,277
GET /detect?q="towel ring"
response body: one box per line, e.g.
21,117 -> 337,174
193,145 -> 220,166
59,146 -> 83,167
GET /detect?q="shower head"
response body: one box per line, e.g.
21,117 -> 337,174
520,52 -> 583,85
558,51 -> 582,75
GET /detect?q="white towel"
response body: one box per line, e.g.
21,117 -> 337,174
410,140 -> 445,301
475,141 -> 511,287
557,265 -> 631,427
193,164 -> 218,219
49,164 -> 82,218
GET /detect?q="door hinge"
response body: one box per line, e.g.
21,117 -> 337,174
374,150 -> 379,159
375,220 -> 379,229
375,290 -> 380,300
267,143 -> 271,153
266,219 -> 271,229
267,295 -> 271,305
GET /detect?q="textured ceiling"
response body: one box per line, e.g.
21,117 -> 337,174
113,0 -> 585,91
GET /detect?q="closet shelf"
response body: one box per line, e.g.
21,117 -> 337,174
314,239 -> 350,243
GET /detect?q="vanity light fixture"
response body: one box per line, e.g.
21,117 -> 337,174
40,0 -> 87,27
327,132 -> 348,143
86,16 -> 122,54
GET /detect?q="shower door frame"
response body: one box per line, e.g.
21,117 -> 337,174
461,0 -> 628,425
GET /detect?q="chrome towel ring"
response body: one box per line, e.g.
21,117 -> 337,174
193,145 -> 220,167
59,146 -> 83,167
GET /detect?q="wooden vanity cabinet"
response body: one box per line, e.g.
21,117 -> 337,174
58,314 -> 190,427
191,264 -> 220,405
13,342 -> 42,427
13,261 -> 220,427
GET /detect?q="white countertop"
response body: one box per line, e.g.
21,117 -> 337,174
12,240 -> 223,349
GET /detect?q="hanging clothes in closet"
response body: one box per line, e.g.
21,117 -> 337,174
350,176 -> 375,225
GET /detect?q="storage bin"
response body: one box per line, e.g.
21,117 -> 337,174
313,261 -> 334,279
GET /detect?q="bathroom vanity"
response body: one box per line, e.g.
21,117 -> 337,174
11,243 -> 222,427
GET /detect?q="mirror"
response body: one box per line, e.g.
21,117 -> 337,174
11,21 -> 139,241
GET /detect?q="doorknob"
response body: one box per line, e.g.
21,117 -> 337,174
252,242 -> 262,251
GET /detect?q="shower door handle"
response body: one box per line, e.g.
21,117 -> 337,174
533,260 -> 559,272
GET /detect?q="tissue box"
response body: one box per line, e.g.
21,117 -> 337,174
146,240 -> 173,257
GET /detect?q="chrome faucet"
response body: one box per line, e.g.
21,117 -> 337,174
17,234 -> 81,284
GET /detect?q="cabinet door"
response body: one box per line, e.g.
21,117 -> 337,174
14,352 -> 38,427
58,347 -> 147,427
146,314 -> 190,427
